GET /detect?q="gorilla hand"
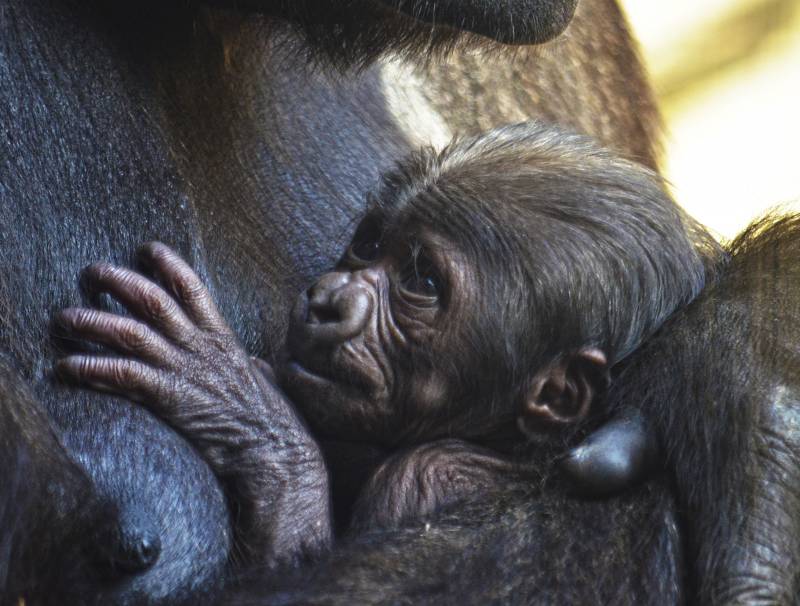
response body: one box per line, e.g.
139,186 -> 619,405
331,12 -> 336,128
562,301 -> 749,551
55,242 -> 330,567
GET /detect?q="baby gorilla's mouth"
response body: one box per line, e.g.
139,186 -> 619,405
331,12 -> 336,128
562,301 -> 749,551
282,356 -> 333,386
284,291 -> 375,394
283,273 -> 391,410
280,350 -> 377,397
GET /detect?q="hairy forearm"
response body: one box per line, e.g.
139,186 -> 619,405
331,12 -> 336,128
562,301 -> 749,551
180,365 -> 333,567
229,444 -> 331,567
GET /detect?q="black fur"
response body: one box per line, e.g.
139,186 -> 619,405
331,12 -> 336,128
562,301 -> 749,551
224,214 -> 800,606
301,122 -> 719,445
48,123 -> 712,575
606,214 -> 800,603
0,0 -> 670,603
375,0 -> 579,45
227,480 -> 684,605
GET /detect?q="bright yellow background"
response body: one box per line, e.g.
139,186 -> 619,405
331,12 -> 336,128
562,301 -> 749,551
620,0 -> 800,239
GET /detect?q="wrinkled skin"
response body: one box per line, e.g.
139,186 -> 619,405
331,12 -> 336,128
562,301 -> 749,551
56,231 -> 688,603
55,122 -> 714,586
57,244 -> 330,568
7,0 -> 797,594
223,219 -> 800,606
53,216 -> 800,606
2,0 -> 666,602
55,236 -> 514,550
283,225 -> 478,445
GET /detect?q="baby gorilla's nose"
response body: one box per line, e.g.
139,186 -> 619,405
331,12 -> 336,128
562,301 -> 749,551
303,271 -> 373,344
307,300 -> 341,325
307,277 -> 344,325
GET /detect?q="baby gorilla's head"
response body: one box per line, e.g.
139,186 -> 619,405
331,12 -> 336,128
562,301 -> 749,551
281,122 -> 718,447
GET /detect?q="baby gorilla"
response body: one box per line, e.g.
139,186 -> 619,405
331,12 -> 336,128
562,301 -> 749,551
55,123 -> 715,562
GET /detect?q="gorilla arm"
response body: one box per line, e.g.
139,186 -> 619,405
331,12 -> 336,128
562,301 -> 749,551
566,215 -> 800,602
55,242 -> 331,568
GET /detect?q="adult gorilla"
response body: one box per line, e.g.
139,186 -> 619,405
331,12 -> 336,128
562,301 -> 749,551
0,0 -> 661,603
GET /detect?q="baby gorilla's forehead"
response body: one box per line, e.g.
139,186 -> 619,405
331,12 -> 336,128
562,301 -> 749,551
375,201 -> 486,258
382,218 -> 472,282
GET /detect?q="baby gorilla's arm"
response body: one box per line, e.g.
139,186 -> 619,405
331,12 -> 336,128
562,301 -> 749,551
55,242 -> 330,567
351,439 -> 517,530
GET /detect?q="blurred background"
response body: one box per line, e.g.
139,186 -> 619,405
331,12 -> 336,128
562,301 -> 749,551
620,0 -> 800,240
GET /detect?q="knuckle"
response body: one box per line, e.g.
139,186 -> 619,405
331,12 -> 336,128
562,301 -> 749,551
141,288 -> 170,319
173,272 -> 204,302
148,242 -> 173,265
111,360 -> 137,385
77,308 -> 100,328
121,322 -> 151,351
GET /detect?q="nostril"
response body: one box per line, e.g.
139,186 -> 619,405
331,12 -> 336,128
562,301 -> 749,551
308,303 -> 341,325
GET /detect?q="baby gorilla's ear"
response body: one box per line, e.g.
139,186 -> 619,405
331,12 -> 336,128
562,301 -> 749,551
519,348 -> 608,431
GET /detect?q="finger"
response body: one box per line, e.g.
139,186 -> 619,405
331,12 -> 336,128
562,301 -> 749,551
56,307 -> 182,367
82,262 -> 196,344
558,407 -> 660,498
57,355 -> 172,404
138,242 -> 227,332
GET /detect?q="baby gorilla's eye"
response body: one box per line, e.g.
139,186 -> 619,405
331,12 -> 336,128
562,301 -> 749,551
347,219 -> 383,262
351,239 -> 381,261
399,251 -> 442,300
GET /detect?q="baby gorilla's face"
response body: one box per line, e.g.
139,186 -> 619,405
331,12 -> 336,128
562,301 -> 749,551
280,216 -> 474,445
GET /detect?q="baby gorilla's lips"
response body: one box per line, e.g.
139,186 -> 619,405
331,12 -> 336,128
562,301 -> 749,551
280,342 -> 385,409
281,356 -> 333,387
284,293 -> 355,387
280,348 -> 376,396
282,327 -> 351,395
